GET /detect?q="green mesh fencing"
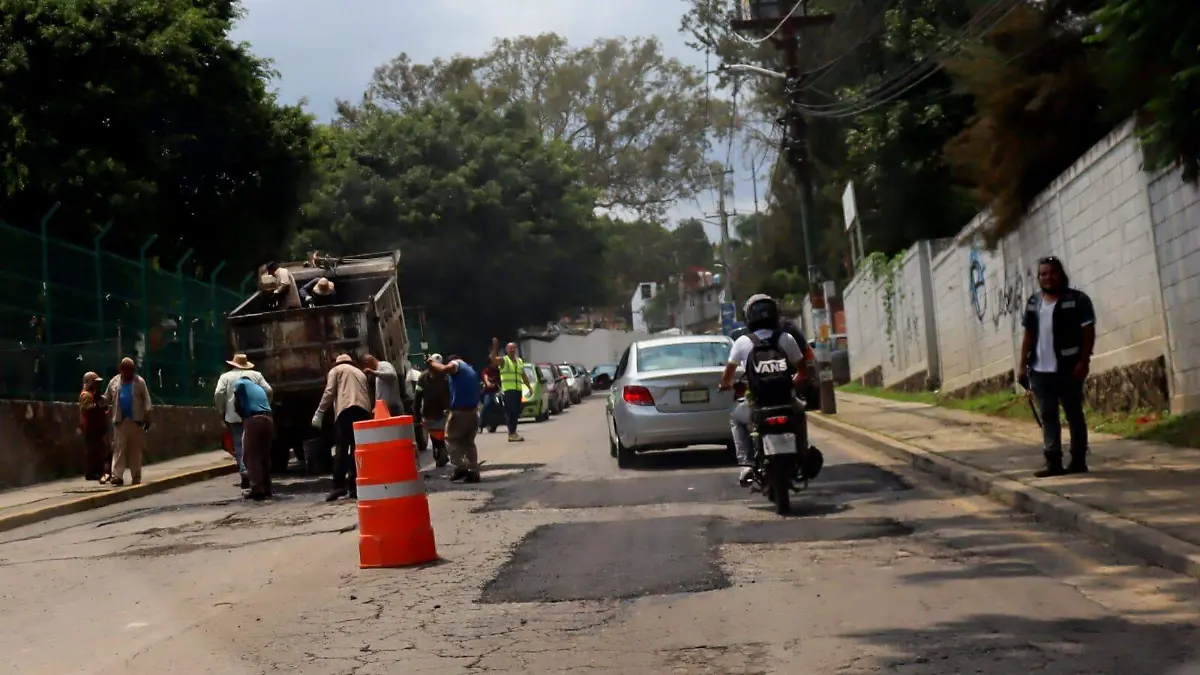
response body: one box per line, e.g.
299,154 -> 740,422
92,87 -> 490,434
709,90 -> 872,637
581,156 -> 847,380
0,211 -> 247,405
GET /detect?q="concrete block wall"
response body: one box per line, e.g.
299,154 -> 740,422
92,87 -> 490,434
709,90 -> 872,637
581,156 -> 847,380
845,242 -> 939,390
1149,168 -> 1200,413
0,400 -> 223,488
846,121 -> 1194,411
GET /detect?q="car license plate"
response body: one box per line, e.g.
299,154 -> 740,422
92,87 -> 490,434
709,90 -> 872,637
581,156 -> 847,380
680,388 -> 709,404
762,433 -> 797,456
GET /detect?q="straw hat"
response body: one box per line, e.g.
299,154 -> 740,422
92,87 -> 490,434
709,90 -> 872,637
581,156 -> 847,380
81,371 -> 103,388
429,353 -> 443,364
226,354 -> 255,370
334,353 -> 354,366
313,277 -> 335,296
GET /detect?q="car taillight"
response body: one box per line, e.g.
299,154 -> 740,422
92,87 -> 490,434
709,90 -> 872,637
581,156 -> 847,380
764,416 -> 790,425
734,382 -> 747,399
623,385 -> 655,406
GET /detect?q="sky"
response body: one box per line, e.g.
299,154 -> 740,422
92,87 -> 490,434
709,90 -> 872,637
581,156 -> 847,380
231,0 -> 768,242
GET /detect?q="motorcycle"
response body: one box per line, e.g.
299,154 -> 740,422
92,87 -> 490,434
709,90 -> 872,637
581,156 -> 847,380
742,395 -> 824,515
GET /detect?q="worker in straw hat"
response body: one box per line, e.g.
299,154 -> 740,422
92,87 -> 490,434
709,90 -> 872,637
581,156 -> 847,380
79,371 -> 111,482
313,353 -> 371,501
300,276 -> 337,308
214,354 -> 273,489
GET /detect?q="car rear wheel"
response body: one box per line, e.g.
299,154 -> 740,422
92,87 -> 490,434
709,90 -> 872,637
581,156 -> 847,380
613,423 -> 635,469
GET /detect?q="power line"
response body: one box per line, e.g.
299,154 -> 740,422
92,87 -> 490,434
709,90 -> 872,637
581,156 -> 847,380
732,0 -> 809,46
792,0 -> 1023,119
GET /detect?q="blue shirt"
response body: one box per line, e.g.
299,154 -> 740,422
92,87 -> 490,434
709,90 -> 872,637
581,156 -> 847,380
233,379 -> 272,417
448,361 -> 480,410
118,382 -> 134,419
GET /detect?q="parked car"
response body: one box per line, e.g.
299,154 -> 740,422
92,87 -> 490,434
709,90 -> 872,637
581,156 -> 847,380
590,363 -> 617,390
520,364 -> 552,422
605,335 -> 740,468
558,363 -> 587,404
538,362 -> 570,414
570,364 -> 592,397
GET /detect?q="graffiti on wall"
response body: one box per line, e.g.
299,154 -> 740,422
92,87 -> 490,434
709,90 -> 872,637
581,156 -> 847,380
967,247 -> 1034,329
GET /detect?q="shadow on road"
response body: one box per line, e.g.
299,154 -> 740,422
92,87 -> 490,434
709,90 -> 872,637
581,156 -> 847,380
843,613 -> 1198,674
626,448 -> 735,472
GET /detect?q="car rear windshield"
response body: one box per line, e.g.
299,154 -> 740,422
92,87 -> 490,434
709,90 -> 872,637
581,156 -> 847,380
636,341 -> 731,373
557,365 -> 572,376
591,365 -> 615,376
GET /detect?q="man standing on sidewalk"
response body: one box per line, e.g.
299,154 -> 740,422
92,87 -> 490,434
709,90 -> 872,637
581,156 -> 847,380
425,354 -> 482,483
489,338 -> 532,442
104,357 -> 152,487
214,354 -> 272,489
79,372 -> 110,483
1018,256 -> 1096,477
313,354 -> 372,501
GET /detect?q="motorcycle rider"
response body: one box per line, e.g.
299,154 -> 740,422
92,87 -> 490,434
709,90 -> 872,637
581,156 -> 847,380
719,294 -> 811,486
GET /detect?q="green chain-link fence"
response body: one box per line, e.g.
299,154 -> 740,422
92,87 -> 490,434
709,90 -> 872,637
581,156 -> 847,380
0,205 -> 248,405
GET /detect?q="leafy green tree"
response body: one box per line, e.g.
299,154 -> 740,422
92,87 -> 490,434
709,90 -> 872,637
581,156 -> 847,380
944,0 -> 1115,243
291,97 -> 607,351
1089,0 -> 1200,181
670,219 -> 716,269
0,0 -> 315,277
363,33 -> 719,217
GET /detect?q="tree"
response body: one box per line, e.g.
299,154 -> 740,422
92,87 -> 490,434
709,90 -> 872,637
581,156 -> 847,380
670,219 -> 716,269
1090,0 -> 1200,181
0,0 -> 316,277
943,0 -> 1115,243
290,97 -> 608,351
362,33 -> 719,217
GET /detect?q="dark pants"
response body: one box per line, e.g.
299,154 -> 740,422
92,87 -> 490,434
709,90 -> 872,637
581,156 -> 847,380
479,391 -> 500,430
334,405 -> 372,495
447,408 -> 480,471
502,389 -> 522,435
242,414 -> 275,496
1030,370 -> 1088,462
84,433 -> 110,479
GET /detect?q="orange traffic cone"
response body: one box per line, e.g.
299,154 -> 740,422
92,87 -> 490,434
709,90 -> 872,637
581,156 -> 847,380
374,399 -> 390,420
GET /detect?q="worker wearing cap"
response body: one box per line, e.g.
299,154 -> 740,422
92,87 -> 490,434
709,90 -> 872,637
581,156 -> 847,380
79,371 -> 111,482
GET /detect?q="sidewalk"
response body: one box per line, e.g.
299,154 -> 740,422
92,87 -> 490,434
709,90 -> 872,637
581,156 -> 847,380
809,392 -> 1200,579
0,450 -> 238,533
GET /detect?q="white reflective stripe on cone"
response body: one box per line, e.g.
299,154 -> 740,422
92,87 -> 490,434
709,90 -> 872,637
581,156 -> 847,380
353,423 -> 415,445
356,478 -> 427,502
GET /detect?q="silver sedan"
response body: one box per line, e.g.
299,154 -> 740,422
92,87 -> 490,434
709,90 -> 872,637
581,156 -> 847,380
605,335 -> 743,468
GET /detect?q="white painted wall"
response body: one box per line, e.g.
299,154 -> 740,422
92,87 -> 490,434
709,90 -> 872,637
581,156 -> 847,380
520,329 -> 651,368
844,121 -> 1196,410
1149,167 -> 1200,413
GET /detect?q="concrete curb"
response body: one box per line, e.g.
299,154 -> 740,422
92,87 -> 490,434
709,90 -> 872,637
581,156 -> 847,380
0,461 -> 239,534
809,412 -> 1200,581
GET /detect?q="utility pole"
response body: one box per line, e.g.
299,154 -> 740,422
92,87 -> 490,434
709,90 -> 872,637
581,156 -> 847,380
732,1 -> 834,288
705,165 -> 737,304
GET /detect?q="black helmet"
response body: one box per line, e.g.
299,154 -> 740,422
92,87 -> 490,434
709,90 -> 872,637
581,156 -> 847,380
742,293 -> 779,331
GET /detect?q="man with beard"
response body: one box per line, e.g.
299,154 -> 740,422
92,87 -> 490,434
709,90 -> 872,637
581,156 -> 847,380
1018,256 -> 1096,477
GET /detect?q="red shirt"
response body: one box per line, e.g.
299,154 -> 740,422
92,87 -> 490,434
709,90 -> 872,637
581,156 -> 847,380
481,365 -> 500,393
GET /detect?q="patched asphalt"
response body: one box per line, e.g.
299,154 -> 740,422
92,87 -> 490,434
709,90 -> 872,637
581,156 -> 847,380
479,461 -> 911,512
480,514 -> 914,604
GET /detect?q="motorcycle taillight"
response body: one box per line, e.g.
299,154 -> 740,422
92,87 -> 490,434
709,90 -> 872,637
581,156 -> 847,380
764,415 -> 790,425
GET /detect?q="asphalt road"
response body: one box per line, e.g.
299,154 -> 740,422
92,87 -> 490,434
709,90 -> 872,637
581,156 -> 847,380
2,395 -> 1199,674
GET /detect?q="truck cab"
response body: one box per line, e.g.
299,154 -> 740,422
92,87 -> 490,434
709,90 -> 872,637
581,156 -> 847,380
227,251 -> 408,472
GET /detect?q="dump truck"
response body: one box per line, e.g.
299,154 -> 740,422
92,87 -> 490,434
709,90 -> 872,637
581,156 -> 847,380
226,251 -> 408,473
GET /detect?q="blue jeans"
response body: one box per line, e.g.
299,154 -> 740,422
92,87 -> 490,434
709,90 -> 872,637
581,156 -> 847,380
1030,370 -> 1088,459
479,391 -> 501,429
229,422 -> 247,475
